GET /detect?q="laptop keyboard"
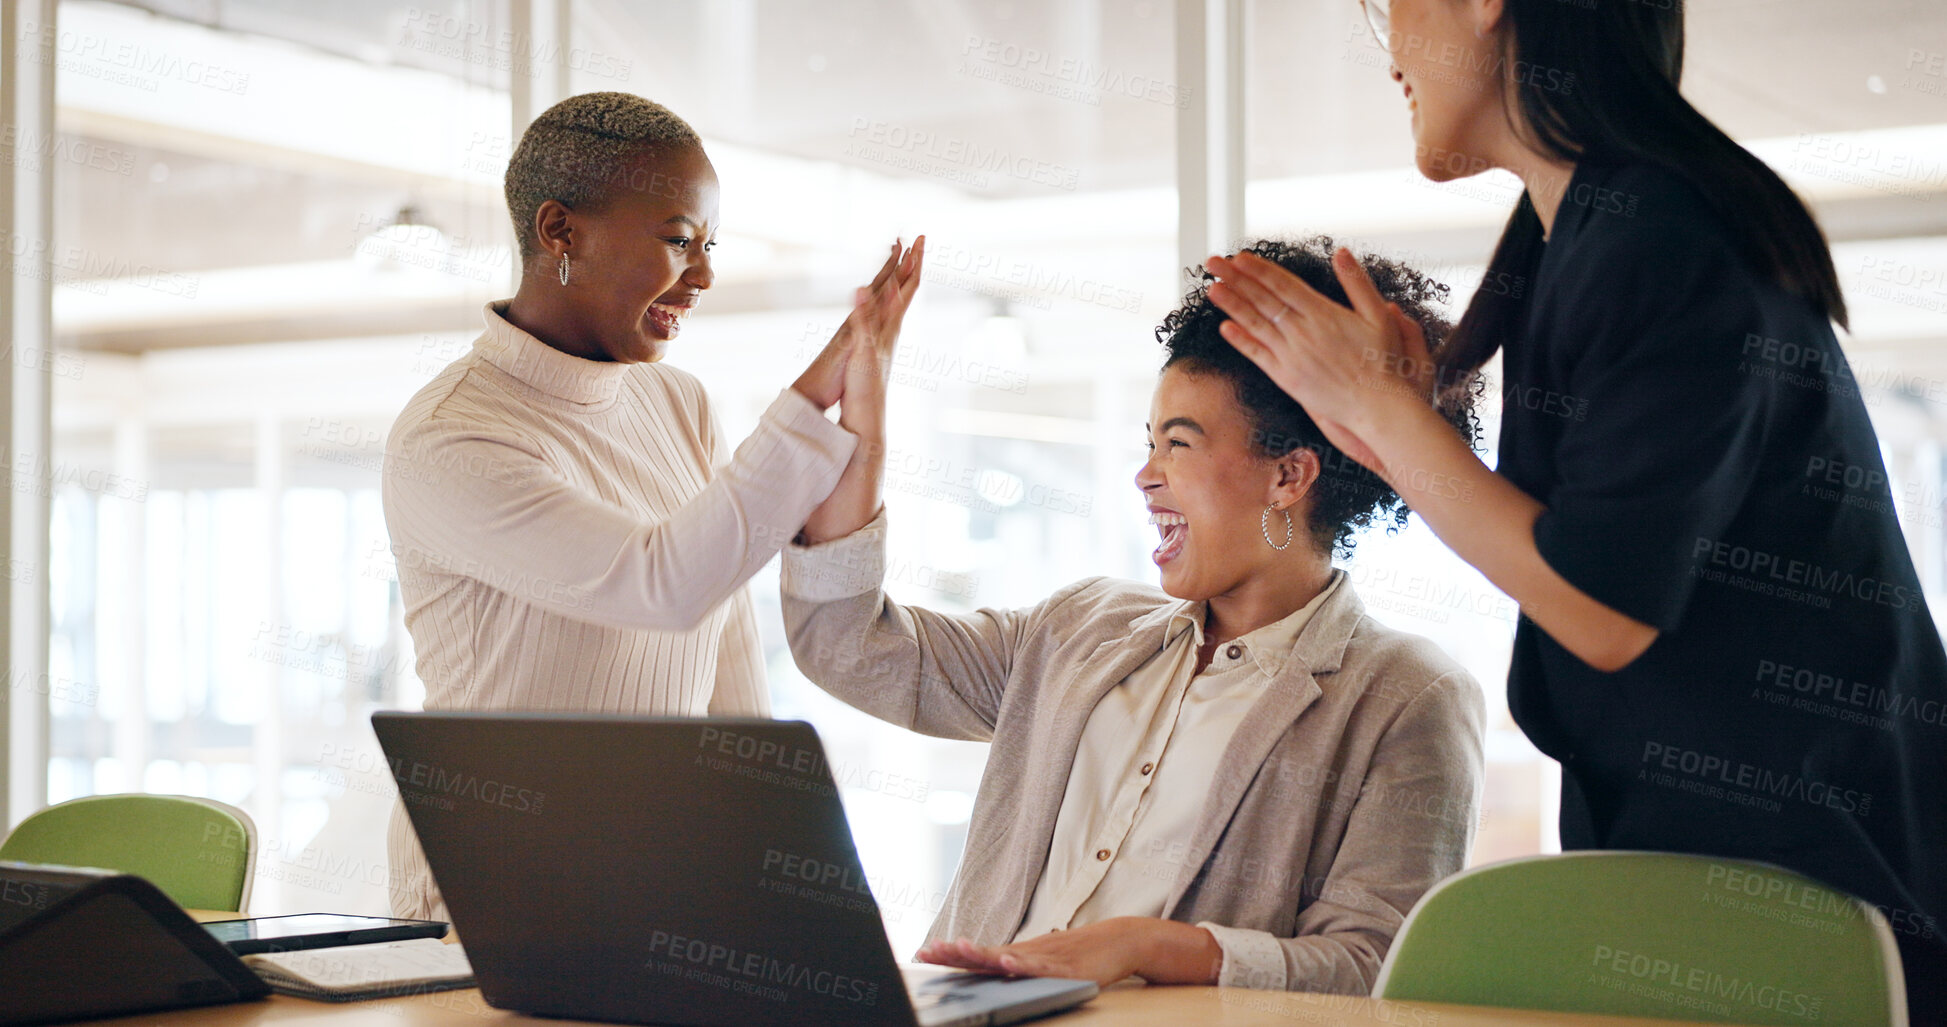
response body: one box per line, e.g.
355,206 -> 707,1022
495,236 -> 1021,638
910,987 -> 971,1010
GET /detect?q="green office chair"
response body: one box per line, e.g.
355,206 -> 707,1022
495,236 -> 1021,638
1373,851 -> 1907,1026
0,793 -> 257,912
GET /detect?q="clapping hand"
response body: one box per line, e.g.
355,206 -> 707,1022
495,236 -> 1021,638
1205,247 -> 1436,475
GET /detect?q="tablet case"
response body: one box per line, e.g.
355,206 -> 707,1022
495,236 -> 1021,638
204,912 -> 450,955
0,861 -> 271,1026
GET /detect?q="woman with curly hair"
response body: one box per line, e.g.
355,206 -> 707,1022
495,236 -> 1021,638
781,238 -> 1484,994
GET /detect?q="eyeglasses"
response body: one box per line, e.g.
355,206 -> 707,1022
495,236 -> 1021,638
1359,0 -> 1390,47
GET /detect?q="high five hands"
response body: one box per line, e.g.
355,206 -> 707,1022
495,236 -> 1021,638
790,237 -> 926,421
1204,246 -> 1437,476
837,236 -> 926,441
795,237 -> 925,545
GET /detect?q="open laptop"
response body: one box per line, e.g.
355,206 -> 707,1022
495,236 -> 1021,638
373,712 -> 1097,1027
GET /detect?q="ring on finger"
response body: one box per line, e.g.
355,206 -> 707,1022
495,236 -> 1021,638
1271,307 -> 1290,326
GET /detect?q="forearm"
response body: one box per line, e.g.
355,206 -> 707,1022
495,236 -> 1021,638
781,514 -> 1009,738
800,436 -> 884,545
1360,400 -> 1657,671
1136,920 -> 1224,985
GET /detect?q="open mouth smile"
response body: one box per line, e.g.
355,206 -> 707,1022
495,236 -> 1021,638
1149,510 -> 1188,566
646,301 -> 695,337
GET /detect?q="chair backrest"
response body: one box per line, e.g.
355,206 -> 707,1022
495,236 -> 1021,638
0,794 -> 257,912
1374,851 -> 1907,1026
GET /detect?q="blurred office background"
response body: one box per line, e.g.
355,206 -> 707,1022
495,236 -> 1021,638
4,0 -> 1945,957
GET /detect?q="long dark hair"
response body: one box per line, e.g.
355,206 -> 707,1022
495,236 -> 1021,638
1443,0 -> 1847,374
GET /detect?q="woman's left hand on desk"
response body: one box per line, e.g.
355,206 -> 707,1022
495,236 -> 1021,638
915,917 -> 1222,987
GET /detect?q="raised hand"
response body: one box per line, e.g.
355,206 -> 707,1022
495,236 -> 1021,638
790,334 -> 852,413
1205,247 -> 1435,475
797,237 -> 925,545
789,241 -> 914,410
837,236 -> 925,442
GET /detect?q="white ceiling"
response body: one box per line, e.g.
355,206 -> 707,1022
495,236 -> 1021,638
51,0 -> 1947,359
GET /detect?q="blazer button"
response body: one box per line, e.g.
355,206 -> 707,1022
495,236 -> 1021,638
1225,644 -> 1242,660
1095,849 -> 1111,861
1140,762 -> 1155,776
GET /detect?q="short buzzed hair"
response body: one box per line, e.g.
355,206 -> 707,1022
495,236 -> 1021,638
503,92 -> 703,263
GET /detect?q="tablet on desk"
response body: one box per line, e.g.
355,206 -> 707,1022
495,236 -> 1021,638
203,913 -> 448,954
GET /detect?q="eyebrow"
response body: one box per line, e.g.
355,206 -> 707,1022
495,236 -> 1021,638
1151,417 -> 1204,435
662,215 -> 706,229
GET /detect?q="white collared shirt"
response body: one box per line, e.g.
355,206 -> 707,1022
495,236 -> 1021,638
1013,571 -> 1345,941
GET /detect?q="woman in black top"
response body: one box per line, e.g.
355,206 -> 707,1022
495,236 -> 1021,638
1205,0 -> 1943,1013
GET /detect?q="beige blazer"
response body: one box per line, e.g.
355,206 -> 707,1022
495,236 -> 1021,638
781,514 -> 1486,994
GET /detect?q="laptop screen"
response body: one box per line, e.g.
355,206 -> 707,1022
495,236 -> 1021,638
374,713 -> 920,1027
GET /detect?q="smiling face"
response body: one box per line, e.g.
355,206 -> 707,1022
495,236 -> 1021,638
1384,0 -> 1511,182
1137,364 -> 1320,602
545,144 -> 720,363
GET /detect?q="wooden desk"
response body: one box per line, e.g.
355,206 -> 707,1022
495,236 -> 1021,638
74,983 -> 1726,1027
149,912 -> 1714,1027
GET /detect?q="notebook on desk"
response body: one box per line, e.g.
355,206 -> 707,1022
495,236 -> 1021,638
373,712 -> 1096,1027
242,938 -> 474,1001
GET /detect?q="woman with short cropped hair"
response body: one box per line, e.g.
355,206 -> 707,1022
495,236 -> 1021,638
380,91 -> 922,919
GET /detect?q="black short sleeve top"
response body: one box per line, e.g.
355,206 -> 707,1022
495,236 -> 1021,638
1496,159 -> 1944,943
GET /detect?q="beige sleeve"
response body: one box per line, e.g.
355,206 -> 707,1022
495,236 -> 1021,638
779,510 -> 1089,742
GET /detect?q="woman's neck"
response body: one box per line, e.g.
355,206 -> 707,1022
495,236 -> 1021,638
1203,557 -> 1336,647
1514,156 -> 1580,240
1474,121 -> 1579,239
506,279 -> 610,362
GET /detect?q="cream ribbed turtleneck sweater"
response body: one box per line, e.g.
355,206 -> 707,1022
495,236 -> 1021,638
380,301 -> 857,919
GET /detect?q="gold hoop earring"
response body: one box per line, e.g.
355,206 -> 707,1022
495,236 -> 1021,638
557,252 -> 571,286
1262,504 -> 1294,551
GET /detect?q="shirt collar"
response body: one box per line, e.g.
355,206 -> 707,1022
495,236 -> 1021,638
1156,568 -> 1348,675
1227,569 -> 1344,675
1164,603 -> 1205,649
475,300 -> 631,407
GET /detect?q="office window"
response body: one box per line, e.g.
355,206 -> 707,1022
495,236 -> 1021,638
46,0 -> 505,913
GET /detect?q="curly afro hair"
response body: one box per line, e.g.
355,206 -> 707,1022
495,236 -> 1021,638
1156,236 -> 1482,557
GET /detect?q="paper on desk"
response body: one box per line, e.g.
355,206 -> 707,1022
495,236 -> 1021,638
243,938 -> 474,1001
